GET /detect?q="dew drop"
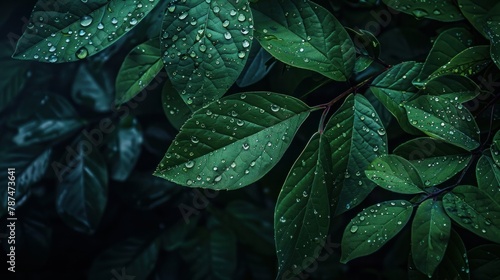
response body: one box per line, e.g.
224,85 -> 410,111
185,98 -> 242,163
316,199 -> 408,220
185,161 -> 194,168
350,225 -> 358,233
80,15 -> 93,27
75,47 -> 88,59
224,32 -> 232,39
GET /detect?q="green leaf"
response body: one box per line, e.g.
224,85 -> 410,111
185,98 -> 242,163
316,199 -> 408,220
161,217 -> 199,251
324,94 -> 388,214
458,0 -> 492,38
13,0 -> 161,63
88,236 -> 160,280
382,0 -> 463,22
425,45 -> 491,81
411,200 -> 451,277
404,95 -> 480,151
354,56 -> 374,73
483,6 -> 500,69
161,79 -> 193,130
252,0 -> 355,81
0,41 -> 28,113
468,244 -> 500,280
154,92 -> 311,190
275,132 -> 331,278
340,200 -> 413,263
107,117 -> 143,181
346,28 -> 381,59
492,130 -> 500,167
236,46 -> 276,88
56,138 -> 108,234
161,0 -> 253,109
9,93 -> 85,147
370,61 -> 422,134
413,28 -> 474,87
71,64 -> 113,112
115,38 -> 163,105
422,75 -> 481,103
394,138 -> 472,186
476,153 -> 500,199
365,155 -> 425,194
443,185 -> 500,243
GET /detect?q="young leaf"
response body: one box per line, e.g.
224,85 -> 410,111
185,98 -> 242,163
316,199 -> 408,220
382,0 -> 463,22
154,92 -> 311,190
340,200 -> 413,263
324,94 -> 388,214
275,132 -> 331,278
413,28 -> 474,87
161,0 -> 253,109
365,155 -> 425,194
13,0 -> 160,63
161,79 -> 193,130
468,244 -> 500,280
56,139 -> 108,235
443,185 -> 500,243
394,138 -> 472,186
476,153 -> 500,199
411,200 -> 451,277
88,236 -> 160,280
422,75 -> 481,103
404,95 -> 480,151
370,61 -> 422,134
252,0 -> 355,81
115,38 -> 163,105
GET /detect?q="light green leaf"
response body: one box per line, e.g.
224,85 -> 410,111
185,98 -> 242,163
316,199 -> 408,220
411,200 -> 451,277
162,79 -> 193,130
275,132 -> 331,278
115,38 -> 163,105
443,185 -> 500,243
476,153 -> 500,200
0,41 -> 28,113
382,0 -> 463,22
422,75 -> 481,103
252,0 -> 355,81
404,95 -> 480,151
394,138 -> 472,186
413,28 -> 474,87
161,0 -> 253,109
468,244 -> 500,280
56,138 -> 108,235
426,45 -> 491,81
340,200 -> 413,263
88,236 -> 160,280
13,0 -> 160,63
324,94 -> 388,215
370,61 -> 422,134
154,92 -> 311,190
365,155 -> 424,194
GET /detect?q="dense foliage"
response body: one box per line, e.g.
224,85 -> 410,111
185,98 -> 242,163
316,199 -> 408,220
1,0 -> 500,279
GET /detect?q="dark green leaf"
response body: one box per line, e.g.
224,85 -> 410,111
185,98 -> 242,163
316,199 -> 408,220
324,94 -> 388,215
108,117 -> 143,181
382,0 -> 463,22
422,75 -> 481,103
443,185 -> 500,243
370,61 -> 422,134
484,7 -> 500,69
346,28 -> 381,59
476,153 -> 500,200
88,236 -> 160,280
161,79 -> 193,130
458,0 -> 492,38
354,56 -> 374,73
56,139 -> 108,234
161,0 -> 253,109
161,217 -> 199,251
365,155 -> 425,194
72,64 -> 113,112
0,41 -> 28,113
468,244 -> 500,280
252,0 -> 355,81
405,95 -> 480,151
13,0 -> 161,63
341,200 -> 413,263
492,130 -> 500,167
115,38 -> 163,105
411,200 -> 451,277
275,132 -> 331,278
394,138 -> 472,186
154,92 -> 311,190
413,28 -> 474,87
236,46 -> 276,87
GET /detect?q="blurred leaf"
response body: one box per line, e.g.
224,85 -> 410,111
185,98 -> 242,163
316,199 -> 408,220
72,64 -> 113,112
161,216 -> 199,251
365,155 -> 425,194
382,0 -> 463,22
443,185 -> 500,243
468,244 -> 500,280
346,28 -> 381,59
275,132 -> 331,278
88,236 -> 160,280
56,138 -> 108,234
394,138 -> 472,186
160,0 -> 253,110
341,200 -> 413,263
323,94 -> 388,215
405,95 -> 480,151
115,38 -> 163,105
154,92 -> 311,190
161,79 -> 193,130
252,0 -> 355,81
0,41 -> 29,113
13,0 -> 161,63
236,46 -> 276,87
411,200 -> 451,277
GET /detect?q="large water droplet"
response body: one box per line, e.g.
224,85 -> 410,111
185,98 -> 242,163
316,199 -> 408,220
75,47 -> 88,59
350,225 -> 358,233
80,15 -> 93,27
224,32 -> 232,40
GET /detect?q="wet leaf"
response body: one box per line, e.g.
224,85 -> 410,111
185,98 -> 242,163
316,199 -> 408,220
382,0 -> 463,22
161,79 -> 193,130
422,75 -> 481,103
